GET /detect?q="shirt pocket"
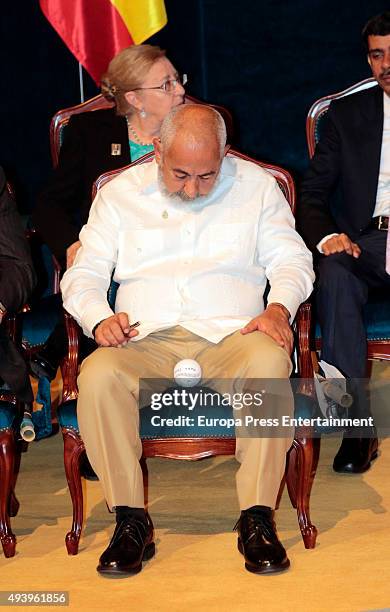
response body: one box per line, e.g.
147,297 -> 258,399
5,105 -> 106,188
206,222 -> 253,265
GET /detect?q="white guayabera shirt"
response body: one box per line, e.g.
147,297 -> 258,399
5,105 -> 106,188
61,155 -> 314,343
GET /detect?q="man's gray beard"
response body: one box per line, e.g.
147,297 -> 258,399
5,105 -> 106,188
157,168 -> 214,203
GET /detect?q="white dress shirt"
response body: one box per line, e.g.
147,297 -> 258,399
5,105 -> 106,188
374,91 -> 390,217
61,155 -> 314,343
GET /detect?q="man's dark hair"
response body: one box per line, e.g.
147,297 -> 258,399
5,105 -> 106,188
362,11 -> 390,50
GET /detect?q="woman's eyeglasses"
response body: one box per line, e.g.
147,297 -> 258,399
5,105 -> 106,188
132,74 -> 188,94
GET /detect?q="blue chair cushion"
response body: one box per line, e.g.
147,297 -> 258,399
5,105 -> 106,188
363,294 -> 390,341
57,392 -> 318,438
0,401 -> 16,430
0,381 -> 52,438
57,399 -> 79,431
108,280 -> 119,310
22,293 -> 62,349
140,395 -> 235,439
32,376 -> 53,440
315,295 -> 390,341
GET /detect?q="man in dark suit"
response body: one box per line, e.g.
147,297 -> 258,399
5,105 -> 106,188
0,167 -> 36,402
299,11 -> 390,473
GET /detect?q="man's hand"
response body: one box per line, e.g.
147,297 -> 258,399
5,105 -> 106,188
241,303 -> 293,354
94,312 -> 139,347
66,240 -> 82,269
322,233 -> 361,258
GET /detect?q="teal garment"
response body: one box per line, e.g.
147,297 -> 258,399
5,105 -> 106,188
129,140 -> 154,161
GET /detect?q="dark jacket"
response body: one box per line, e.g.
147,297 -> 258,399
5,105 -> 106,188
0,167 -> 35,402
298,85 -> 384,252
0,168 -> 36,311
33,108 -> 130,263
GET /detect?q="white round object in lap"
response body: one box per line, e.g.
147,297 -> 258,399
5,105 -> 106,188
174,359 -> 202,388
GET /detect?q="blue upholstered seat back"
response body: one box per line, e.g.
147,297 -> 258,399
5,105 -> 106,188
59,122 -> 67,150
22,293 -> 62,349
314,109 -> 328,146
21,230 -> 63,349
107,280 -> 119,310
363,292 -> 390,340
315,290 -> 390,341
0,401 -> 16,430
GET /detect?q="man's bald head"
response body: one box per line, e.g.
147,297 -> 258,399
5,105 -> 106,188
159,104 -> 227,158
154,105 -> 228,202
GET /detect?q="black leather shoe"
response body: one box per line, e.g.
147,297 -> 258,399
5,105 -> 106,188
333,436 -> 378,473
97,514 -> 155,576
29,354 -> 58,381
234,508 -> 290,574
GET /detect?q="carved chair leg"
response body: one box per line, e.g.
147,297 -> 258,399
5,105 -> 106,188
275,474 -> 286,510
286,446 -> 298,509
0,430 -> 17,558
287,436 -> 320,549
8,490 -> 19,519
140,457 -> 149,508
8,438 -> 24,518
63,429 -> 85,555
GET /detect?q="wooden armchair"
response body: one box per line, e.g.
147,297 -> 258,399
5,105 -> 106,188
0,313 -> 28,558
0,183 -> 38,556
305,77 -> 390,365
57,149 -> 319,555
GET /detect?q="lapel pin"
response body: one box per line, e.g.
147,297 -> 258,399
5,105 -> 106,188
111,143 -> 121,156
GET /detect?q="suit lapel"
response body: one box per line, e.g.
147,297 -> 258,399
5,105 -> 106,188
110,112 -> 130,163
359,86 -> 384,214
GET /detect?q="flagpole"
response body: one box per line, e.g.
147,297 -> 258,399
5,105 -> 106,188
78,62 -> 85,103
198,0 -> 208,101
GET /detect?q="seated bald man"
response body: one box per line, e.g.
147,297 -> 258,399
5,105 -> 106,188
61,105 -> 314,576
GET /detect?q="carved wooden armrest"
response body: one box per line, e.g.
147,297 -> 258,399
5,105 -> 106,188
51,255 -> 62,295
2,313 -> 18,343
294,302 -> 315,396
0,314 -> 22,407
61,310 -> 81,403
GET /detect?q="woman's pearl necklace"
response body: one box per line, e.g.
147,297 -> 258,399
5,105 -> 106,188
126,116 -> 150,146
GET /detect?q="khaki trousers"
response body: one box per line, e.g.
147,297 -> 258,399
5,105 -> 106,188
77,326 -> 293,511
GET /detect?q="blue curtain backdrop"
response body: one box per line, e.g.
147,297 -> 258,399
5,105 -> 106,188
0,0 -> 387,213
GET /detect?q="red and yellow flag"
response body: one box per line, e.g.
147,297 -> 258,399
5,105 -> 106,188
40,0 -> 167,84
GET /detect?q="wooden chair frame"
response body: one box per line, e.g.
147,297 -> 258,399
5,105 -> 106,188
50,94 -> 235,168
0,314 -> 26,558
0,182 -> 32,557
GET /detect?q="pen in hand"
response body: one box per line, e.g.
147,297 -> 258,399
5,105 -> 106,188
124,320 -> 141,337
